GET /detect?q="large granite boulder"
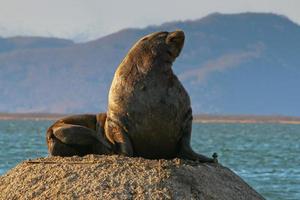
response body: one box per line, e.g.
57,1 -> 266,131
0,155 -> 265,200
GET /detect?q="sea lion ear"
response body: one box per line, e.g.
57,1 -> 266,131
165,34 -> 174,45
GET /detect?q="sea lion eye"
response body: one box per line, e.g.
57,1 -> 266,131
166,35 -> 176,44
159,32 -> 168,38
170,35 -> 177,41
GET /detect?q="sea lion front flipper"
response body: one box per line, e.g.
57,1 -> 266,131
95,113 -> 113,151
105,119 -> 133,156
177,109 -> 216,163
52,124 -> 99,145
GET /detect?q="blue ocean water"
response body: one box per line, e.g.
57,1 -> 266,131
0,120 -> 299,200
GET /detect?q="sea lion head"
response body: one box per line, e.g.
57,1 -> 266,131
124,30 -> 185,73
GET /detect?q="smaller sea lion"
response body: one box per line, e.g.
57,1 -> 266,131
46,113 -> 113,156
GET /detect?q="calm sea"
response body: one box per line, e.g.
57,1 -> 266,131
0,120 -> 299,200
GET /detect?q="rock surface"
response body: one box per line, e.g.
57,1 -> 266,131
0,155 -> 265,200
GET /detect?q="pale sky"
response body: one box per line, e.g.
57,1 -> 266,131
0,0 -> 299,41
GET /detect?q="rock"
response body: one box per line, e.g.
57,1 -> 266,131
0,155 -> 265,200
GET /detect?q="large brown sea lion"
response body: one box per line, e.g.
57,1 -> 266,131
46,113 -> 113,156
105,30 -> 216,162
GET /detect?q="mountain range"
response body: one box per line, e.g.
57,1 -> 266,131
0,12 -> 299,116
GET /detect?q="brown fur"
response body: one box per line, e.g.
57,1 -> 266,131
105,30 -> 215,162
46,31 -> 216,162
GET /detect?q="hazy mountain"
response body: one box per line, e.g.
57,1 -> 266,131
0,13 -> 299,115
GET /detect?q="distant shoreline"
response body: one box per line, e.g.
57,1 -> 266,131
0,113 -> 300,124
0,113 -> 67,121
193,115 -> 300,125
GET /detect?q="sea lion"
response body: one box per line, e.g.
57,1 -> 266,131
105,30 -> 216,162
46,113 -> 113,156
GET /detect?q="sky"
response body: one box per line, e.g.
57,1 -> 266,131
0,0 -> 299,41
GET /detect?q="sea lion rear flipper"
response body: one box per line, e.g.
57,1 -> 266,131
47,135 -> 78,156
177,109 -> 216,163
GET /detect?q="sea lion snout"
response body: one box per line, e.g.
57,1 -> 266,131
166,30 -> 185,58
